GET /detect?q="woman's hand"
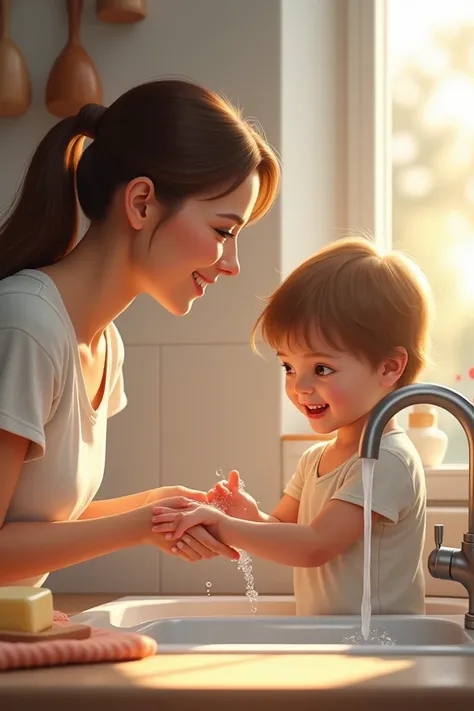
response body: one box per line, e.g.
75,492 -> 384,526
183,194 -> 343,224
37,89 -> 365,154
151,497 -> 227,542
156,523 -> 239,562
144,485 -> 208,506
207,470 -> 261,521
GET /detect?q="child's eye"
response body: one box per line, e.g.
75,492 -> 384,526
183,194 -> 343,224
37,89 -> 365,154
215,229 -> 234,243
315,364 -> 334,377
281,362 -> 295,375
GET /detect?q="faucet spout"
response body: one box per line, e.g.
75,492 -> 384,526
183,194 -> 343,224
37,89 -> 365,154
359,383 -> 474,532
359,383 -> 474,628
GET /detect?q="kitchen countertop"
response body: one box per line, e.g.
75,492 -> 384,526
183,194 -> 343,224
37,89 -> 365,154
1,595 -> 474,711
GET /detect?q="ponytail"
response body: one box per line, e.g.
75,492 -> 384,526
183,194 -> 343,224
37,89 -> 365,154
0,104 -> 105,280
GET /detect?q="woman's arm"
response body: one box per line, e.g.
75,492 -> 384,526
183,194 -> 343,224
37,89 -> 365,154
79,485 -> 207,519
0,506 -> 150,585
0,431 -> 236,584
0,431 -> 151,583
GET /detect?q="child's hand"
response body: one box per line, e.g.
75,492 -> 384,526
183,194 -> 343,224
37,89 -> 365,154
151,497 -> 226,541
207,470 -> 260,521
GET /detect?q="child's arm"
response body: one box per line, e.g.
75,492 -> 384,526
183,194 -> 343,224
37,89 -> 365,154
151,496 -> 375,567
207,470 -> 299,524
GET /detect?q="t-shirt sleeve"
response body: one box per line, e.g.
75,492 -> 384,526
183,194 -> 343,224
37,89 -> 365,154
331,449 -> 414,523
0,327 -> 57,461
284,445 -> 321,501
107,324 -> 127,418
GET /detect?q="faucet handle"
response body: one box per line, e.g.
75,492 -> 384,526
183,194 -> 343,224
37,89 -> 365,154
434,523 -> 444,548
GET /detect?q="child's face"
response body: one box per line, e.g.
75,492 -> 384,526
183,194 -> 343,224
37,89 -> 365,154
278,333 -> 401,436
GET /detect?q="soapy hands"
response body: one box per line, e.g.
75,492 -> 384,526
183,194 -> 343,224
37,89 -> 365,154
207,470 -> 261,521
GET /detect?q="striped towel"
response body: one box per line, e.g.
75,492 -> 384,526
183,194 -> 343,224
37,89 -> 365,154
0,610 -> 157,671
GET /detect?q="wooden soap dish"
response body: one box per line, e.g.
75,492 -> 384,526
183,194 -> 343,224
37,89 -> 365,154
0,624 -> 91,643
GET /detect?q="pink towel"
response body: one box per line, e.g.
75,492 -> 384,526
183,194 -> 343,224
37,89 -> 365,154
0,610 -> 157,671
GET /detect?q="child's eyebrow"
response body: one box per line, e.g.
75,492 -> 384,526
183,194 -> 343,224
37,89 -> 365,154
276,351 -> 338,360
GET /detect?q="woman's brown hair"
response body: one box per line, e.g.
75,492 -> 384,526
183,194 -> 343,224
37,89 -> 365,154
0,79 -> 280,280
252,237 -> 433,387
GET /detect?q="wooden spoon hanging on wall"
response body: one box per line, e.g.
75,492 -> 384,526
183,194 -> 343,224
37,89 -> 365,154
96,0 -> 146,23
46,0 -> 102,118
0,0 -> 31,116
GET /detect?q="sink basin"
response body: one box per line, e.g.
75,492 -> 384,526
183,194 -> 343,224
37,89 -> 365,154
70,595 -> 474,655
133,614 -> 474,655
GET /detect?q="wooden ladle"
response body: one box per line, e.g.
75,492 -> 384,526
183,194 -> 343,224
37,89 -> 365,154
96,0 -> 147,23
46,0 -> 103,118
0,0 -> 31,116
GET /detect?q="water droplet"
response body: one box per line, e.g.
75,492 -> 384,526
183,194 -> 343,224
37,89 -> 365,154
206,581 -> 212,588
216,468 -> 223,478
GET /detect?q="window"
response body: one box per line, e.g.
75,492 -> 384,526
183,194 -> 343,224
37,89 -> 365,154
389,0 -> 474,463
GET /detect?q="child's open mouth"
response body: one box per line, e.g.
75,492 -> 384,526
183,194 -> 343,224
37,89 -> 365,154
304,404 -> 329,419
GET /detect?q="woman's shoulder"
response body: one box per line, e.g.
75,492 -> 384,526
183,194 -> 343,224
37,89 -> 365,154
0,271 -> 71,361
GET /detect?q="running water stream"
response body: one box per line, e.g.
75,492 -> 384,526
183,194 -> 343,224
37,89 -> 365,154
343,457 -> 395,646
361,457 -> 375,640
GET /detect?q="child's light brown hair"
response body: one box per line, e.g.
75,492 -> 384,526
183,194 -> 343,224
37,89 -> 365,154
251,237 -> 432,387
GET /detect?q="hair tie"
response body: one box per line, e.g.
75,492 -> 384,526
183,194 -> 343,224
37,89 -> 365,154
73,103 -> 106,140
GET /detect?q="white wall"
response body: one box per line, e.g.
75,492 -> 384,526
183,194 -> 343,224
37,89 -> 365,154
280,0 -> 347,434
0,0 -> 346,594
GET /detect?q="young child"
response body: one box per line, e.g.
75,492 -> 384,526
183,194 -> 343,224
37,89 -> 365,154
151,237 -> 432,616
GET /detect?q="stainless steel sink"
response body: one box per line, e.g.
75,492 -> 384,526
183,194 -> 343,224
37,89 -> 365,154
134,614 -> 474,655
71,595 -> 474,655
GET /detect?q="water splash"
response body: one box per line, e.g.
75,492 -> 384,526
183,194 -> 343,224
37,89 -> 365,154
205,581 -> 212,596
343,628 -> 396,646
234,550 -> 259,612
209,468 -> 259,613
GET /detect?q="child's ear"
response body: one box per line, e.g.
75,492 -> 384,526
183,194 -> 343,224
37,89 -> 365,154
379,347 -> 408,388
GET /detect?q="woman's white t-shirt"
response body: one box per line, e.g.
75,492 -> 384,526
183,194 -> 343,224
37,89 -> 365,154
0,269 -> 127,586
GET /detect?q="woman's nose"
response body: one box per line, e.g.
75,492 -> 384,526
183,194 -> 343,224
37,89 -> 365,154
218,241 -> 240,276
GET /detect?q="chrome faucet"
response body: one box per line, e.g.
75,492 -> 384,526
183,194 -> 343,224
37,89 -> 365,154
359,383 -> 474,629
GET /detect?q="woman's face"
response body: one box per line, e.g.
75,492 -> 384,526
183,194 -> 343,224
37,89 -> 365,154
134,172 -> 260,315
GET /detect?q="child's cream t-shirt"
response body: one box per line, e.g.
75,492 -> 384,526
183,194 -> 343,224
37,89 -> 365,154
0,270 -> 127,587
285,430 -> 426,616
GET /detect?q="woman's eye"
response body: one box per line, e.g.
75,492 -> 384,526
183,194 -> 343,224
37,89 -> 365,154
315,364 -> 333,377
281,362 -> 294,375
215,229 -> 234,243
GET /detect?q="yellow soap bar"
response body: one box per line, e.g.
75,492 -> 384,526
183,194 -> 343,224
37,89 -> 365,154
0,586 -> 54,633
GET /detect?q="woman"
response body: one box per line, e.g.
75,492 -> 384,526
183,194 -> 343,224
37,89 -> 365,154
0,79 -> 280,586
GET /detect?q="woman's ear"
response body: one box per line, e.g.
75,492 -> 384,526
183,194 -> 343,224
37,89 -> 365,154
123,177 -> 159,230
379,347 -> 408,388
